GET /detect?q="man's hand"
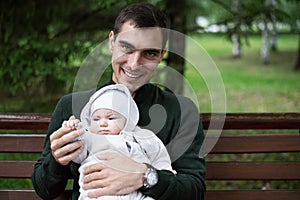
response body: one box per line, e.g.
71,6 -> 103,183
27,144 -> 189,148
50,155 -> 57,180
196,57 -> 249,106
83,151 -> 147,198
50,116 -> 84,166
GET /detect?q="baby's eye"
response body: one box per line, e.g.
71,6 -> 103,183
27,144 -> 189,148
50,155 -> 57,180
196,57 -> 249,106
92,118 -> 100,121
108,117 -> 116,120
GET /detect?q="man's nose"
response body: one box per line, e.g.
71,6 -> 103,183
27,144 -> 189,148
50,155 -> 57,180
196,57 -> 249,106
127,51 -> 142,70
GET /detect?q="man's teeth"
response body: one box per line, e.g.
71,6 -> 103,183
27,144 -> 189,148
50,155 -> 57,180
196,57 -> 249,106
125,71 -> 139,78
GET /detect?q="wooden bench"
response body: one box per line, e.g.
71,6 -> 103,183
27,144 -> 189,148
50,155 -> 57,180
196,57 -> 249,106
0,113 -> 300,200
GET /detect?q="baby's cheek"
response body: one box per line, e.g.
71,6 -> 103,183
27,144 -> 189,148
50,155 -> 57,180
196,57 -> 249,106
89,123 -> 99,133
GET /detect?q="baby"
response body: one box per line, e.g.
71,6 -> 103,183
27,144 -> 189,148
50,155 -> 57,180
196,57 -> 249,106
63,84 -> 175,200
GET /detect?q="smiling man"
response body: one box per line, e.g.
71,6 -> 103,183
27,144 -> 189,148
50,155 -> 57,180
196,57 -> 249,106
32,3 -> 206,200
110,23 -> 166,95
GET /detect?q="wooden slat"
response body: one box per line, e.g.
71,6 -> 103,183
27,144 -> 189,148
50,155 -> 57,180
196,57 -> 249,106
206,134 -> 300,154
206,162 -> 300,180
201,113 -> 300,129
2,160 -> 300,180
0,189 -> 41,200
2,134 -> 300,154
205,190 -> 300,200
0,161 -> 36,178
1,189 -> 299,200
0,134 -> 45,153
0,113 -> 50,130
0,113 -> 299,200
0,189 -> 72,200
0,113 -> 299,130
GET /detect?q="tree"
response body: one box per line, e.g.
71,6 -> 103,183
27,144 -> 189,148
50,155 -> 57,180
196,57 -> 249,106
210,0 -> 298,66
0,0 -> 130,98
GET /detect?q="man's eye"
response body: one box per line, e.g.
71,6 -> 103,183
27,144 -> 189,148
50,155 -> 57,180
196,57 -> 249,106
145,50 -> 160,59
121,44 -> 132,52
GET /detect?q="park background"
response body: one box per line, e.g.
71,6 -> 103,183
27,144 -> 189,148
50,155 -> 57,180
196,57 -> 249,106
0,0 -> 299,191
1,0 -> 299,113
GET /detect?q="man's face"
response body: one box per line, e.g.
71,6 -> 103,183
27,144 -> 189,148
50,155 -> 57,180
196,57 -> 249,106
109,21 -> 166,95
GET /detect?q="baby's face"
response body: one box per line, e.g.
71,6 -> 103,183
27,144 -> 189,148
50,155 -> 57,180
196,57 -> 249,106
89,109 -> 126,135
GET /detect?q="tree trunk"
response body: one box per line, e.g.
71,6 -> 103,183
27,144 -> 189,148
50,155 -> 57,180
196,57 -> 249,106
230,0 -> 242,58
261,20 -> 269,65
271,0 -> 278,51
232,33 -> 241,58
164,0 -> 186,95
295,34 -> 300,70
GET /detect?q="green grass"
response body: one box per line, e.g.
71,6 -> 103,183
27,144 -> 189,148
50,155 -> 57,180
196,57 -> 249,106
185,33 -> 300,112
183,33 -> 300,190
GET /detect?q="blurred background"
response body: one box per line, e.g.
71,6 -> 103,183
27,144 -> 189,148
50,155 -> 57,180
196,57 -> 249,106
0,0 -> 299,192
0,0 -> 299,113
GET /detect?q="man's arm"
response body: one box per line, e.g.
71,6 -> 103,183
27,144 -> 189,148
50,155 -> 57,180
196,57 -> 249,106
143,96 -> 206,200
32,97 -> 69,199
32,95 -> 84,199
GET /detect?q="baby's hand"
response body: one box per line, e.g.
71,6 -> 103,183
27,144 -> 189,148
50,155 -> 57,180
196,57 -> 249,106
62,115 -> 82,130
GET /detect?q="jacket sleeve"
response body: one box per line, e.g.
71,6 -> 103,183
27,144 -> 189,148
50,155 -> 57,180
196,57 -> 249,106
32,96 -> 73,200
142,96 -> 206,200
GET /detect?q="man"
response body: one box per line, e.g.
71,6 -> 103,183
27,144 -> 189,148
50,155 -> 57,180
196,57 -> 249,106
32,2 -> 206,200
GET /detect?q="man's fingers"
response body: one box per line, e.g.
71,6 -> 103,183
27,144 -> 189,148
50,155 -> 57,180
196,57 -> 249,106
87,187 -> 111,198
87,185 -> 135,198
52,140 -> 82,158
51,129 -> 83,151
50,126 -> 72,142
84,162 -> 106,176
56,145 -> 83,166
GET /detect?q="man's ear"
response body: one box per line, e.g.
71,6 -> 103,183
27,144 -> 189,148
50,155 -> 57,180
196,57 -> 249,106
109,31 -> 115,52
160,48 -> 167,61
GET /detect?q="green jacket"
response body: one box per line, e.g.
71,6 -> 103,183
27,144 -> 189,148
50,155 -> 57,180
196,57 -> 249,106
32,81 -> 206,200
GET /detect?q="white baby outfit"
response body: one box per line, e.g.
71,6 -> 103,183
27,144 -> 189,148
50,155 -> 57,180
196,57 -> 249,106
73,84 -> 174,200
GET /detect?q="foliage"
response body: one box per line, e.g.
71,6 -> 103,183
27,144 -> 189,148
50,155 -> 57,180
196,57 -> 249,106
0,0 -> 134,97
207,0 -> 299,40
0,0 -> 299,107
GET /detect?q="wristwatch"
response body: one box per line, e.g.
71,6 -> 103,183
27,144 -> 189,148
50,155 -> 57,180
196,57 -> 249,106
143,163 -> 158,189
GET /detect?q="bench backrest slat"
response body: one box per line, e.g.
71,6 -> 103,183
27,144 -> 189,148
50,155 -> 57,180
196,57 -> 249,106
1,134 -> 299,154
2,160 -> 300,180
1,113 -> 299,130
0,134 -> 45,153
206,162 -> 300,180
205,190 -> 300,200
0,161 -> 36,178
206,134 -> 300,153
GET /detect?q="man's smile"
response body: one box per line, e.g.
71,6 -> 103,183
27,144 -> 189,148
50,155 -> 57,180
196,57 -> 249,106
122,68 -> 141,78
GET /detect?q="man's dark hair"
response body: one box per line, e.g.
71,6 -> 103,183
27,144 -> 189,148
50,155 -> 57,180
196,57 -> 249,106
113,2 -> 169,48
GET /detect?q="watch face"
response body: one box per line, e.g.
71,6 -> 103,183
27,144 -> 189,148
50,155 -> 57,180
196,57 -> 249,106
148,171 -> 158,186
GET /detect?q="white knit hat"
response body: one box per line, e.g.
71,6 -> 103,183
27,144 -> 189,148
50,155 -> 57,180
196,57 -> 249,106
80,84 -> 139,131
